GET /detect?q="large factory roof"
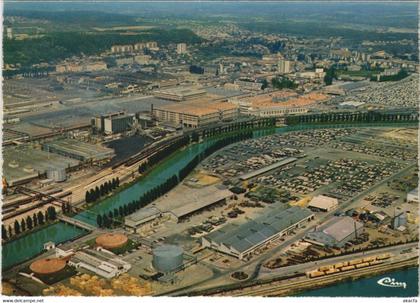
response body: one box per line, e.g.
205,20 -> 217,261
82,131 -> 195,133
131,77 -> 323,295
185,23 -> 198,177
3,146 -> 79,185
169,186 -> 233,219
204,206 -> 313,254
43,138 -> 115,161
317,216 -> 363,242
154,100 -> 238,117
238,91 -> 328,109
152,184 -> 234,221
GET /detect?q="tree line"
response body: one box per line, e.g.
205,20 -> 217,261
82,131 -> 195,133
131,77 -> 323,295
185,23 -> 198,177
97,175 -> 179,228
2,206 -> 57,241
85,177 -> 120,203
202,118 -> 275,139
271,77 -> 298,89
138,135 -> 190,174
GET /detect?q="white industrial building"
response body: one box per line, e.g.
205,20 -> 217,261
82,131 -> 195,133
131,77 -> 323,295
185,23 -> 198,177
307,195 -> 338,212
125,207 -> 162,231
68,248 -> 131,279
305,216 -> 364,248
407,187 -> 419,203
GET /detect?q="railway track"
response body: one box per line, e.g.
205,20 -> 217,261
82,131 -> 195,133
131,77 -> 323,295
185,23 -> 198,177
221,258 -> 417,297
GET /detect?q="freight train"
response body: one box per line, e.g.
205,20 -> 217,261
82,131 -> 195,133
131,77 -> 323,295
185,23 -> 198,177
306,253 -> 392,278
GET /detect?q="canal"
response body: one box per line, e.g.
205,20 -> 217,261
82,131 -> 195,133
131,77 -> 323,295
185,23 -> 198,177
2,123 -> 415,271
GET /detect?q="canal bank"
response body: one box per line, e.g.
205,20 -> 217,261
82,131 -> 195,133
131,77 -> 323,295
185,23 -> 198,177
2,122 -> 416,271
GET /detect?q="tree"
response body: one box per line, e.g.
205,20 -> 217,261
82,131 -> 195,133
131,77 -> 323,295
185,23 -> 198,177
116,177 -> 120,187
8,226 -> 13,238
95,186 -> 100,200
26,216 -> 33,230
261,79 -> 269,90
33,213 -> 38,227
14,220 -> 21,235
2,225 -> 8,240
100,184 -> 105,196
85,191 -> 90,203
47,206 -> 57,220
44,210 -> 49,222
21,219 -> 26,232
96,215 -> 103,227
64,202 -> 71,214
114,208 -> 119,218
37,211 -> 44,225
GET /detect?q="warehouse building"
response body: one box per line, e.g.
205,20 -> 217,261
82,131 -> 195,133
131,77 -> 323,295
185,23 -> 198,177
153,86 -> 207,101
153,101 -> 239,128
93,111 -> 135,134
42,139 -> 115,162
125,207 -> 162,232
307,195 -> 338,212
3,146 -> 80,186
305,216 -> 364,248
68,248 -> 131,279
407,187 -> 419,203
233,91 -> 328,117
201,206 -> 314,260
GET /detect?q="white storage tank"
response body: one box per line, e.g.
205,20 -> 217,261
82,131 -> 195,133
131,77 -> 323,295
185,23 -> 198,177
152,244 -> 183,273
46,167 -> 67,182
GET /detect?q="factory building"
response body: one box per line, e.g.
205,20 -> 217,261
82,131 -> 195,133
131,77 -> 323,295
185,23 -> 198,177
103,113 -> 135,135
232,91 -> 327,118
125,207 -> 162,232
68,248 -> 131,279
307,195 -> 338,212
153,101 -> 239,128
56,61 -> 107,73
391,212 -> 408,230
42,139 -> 115,162
153,86 -> 207,102
202,206 -> 314,260
93,112 -> 135,134
407,187 -> 419,203
234,79 -> 263,91
305,216 -> 364,248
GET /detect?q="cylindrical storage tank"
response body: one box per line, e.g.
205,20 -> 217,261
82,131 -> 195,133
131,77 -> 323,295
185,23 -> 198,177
152,244 -> 183,273
46,167 -> 67,182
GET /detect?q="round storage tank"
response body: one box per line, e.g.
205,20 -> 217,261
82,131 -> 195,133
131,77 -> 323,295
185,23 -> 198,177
152,244 -> 183,273
46,167 -> 66,182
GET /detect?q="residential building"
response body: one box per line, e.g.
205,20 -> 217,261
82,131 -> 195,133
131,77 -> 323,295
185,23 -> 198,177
176,43 -> 187,55
278,59 -> 292,74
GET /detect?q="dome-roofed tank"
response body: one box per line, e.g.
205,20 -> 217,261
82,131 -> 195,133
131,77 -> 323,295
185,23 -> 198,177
152,244 -> 183,273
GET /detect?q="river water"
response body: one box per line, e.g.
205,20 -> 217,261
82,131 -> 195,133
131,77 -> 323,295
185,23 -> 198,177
2,123 -> 415,280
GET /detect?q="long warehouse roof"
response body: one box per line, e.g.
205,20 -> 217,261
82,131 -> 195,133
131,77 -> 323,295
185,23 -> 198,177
204,206 -> 313,254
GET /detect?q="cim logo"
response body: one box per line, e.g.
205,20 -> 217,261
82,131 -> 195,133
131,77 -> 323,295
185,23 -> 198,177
377,277 -> 407,289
